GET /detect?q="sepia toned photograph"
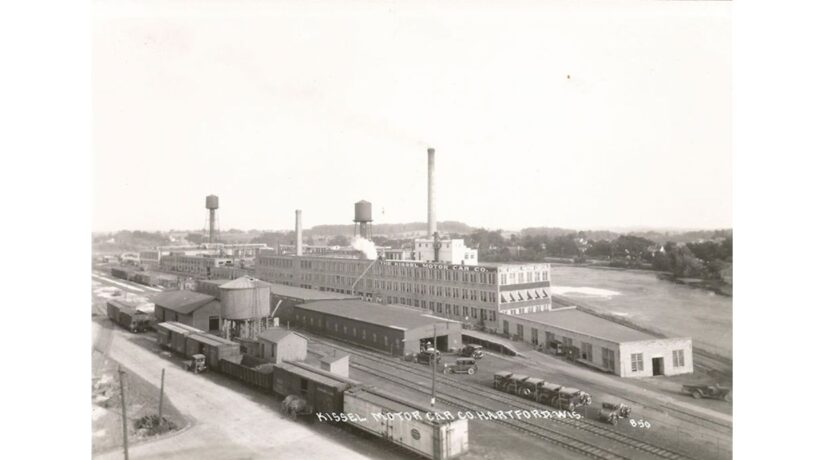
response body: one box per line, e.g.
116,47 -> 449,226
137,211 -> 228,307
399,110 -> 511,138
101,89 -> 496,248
90,1 -> 732,459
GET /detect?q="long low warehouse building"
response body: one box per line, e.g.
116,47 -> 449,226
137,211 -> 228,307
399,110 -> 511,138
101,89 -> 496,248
500,307 -> 693,378
293,299 -> 462,356
269,284 -> 359,325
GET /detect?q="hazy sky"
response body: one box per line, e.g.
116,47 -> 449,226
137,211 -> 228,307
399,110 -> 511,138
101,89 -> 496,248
93,0 -> 731,233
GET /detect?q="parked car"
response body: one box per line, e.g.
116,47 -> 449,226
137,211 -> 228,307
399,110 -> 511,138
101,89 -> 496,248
458,344 -> 484,359
682,383 -> 732,402
552,387 -> 592,412
443,358 -> 478,375
416,349 -> 441,366
599,402 -> 632,425
184,354 -> 207,374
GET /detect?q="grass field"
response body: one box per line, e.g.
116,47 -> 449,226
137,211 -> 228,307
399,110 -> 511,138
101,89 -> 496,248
551,265 -> 732,359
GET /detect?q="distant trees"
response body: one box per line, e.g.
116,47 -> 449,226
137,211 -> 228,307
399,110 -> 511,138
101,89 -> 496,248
328,235 -> 350,246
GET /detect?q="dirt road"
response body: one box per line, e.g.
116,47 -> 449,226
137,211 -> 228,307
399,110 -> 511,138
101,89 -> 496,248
92,321 -> 375,460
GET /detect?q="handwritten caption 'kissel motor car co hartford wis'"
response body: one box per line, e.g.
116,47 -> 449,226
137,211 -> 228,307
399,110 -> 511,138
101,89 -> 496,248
317,409 -> 583,423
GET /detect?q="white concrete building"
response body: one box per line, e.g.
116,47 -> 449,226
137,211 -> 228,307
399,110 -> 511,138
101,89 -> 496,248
500,307 -> 693,378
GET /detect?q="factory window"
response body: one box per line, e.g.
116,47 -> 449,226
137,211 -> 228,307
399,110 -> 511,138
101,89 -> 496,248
429,301 -> 435,311
489,311 -> 496,322
352,327 -> 357,337
531,328 -> 539,345
414,299 -> 420,308
581,343 -> 593,362
631,353 -> 644,372
673,349 -> 685,367
462,306 -> 469,318
437,303 -> 443,313
471,308 -> 477,319
445,304 -> 452,315
602,348 -> 615,371
516,324 -> 524,339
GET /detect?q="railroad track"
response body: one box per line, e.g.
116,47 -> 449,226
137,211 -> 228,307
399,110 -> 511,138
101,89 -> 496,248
351,361 -> 629,460
307,334 -> 693,460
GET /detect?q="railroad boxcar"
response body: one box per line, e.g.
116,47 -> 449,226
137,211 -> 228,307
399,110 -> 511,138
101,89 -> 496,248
184,332 -> 241,368
155,321 -> 202,355
272,362 -> 351,415
343,387 -> 469,460
107,300 -> 152,332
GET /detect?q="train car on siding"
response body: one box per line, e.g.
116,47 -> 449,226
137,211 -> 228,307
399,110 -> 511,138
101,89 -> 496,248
272,362 -> 351,414
343,387 -> 469,460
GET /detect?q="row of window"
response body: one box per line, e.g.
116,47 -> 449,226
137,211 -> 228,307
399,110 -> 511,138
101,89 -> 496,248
499,271 -> 550,285
386,297 -> 498,323
295,313 -> 403,351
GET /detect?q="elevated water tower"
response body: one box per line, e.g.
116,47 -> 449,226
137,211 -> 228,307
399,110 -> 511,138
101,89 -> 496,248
353,200 -> 372,239
205,195 -> 219,243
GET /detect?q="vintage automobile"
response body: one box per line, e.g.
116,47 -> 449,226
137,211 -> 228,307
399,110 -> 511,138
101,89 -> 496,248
458,344 -> 485,359
493,371 -> 513,390
501,374 -> 530,395
599,402 -> 632,425
518,377 -> 546,399
415,349 -> 441,366
552,387 -> 592,412
536,383 -> 564,405
183,354 -> 207,374
682,383 -> 732,402
443,357 -> 478,375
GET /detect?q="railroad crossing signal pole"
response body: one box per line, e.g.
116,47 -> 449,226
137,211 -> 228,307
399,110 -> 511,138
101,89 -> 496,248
118,366 -> 129,460
431,323 -> 436,407
158,369 -> 165,423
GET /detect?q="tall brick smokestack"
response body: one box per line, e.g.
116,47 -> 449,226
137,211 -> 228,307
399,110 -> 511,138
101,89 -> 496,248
295,209 -> 303,256
428,148 -> 436,237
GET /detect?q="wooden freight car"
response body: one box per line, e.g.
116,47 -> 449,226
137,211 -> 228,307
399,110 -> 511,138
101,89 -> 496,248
184,332 -> 241,368
106,300 -> 152,332
343,387 -> 469,460
272,362 -> 351,414
218,355 -> 275,391
155,321 -> 203,355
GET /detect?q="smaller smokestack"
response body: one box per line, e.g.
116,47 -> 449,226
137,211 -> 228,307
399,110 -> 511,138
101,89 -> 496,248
295,210 -> 303,256
427,148 -> 436,237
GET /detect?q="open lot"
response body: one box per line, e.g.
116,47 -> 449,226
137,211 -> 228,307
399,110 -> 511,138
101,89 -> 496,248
551,265 -> 732,360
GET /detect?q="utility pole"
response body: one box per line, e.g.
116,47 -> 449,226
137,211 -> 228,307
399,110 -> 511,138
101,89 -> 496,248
158,369 -> 165,424
118,366 -> 129,460
431,323 -> 437,407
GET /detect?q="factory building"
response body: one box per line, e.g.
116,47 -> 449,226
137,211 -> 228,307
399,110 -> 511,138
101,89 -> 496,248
159,254 -> 233,277
413,237 -> 478,265
269,284 -> 359,325
152,290 -> 221,333
293,299 -> 463,355
499,307 -> 693,378
256,253 -> 551,332
210,265 -> 254,280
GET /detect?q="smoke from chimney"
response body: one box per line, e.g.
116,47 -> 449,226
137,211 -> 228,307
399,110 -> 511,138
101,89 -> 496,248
428,147 -> 436,237
351,236 -> 377,260
295,209 -> 303,256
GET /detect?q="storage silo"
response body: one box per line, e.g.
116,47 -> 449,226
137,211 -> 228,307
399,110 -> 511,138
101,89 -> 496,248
217,276 -> 273,340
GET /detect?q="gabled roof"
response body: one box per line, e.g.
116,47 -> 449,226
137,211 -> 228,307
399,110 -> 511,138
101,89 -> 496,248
151,290 -> 216,314
258,327 -> 300,343
219,276 -> 272,290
